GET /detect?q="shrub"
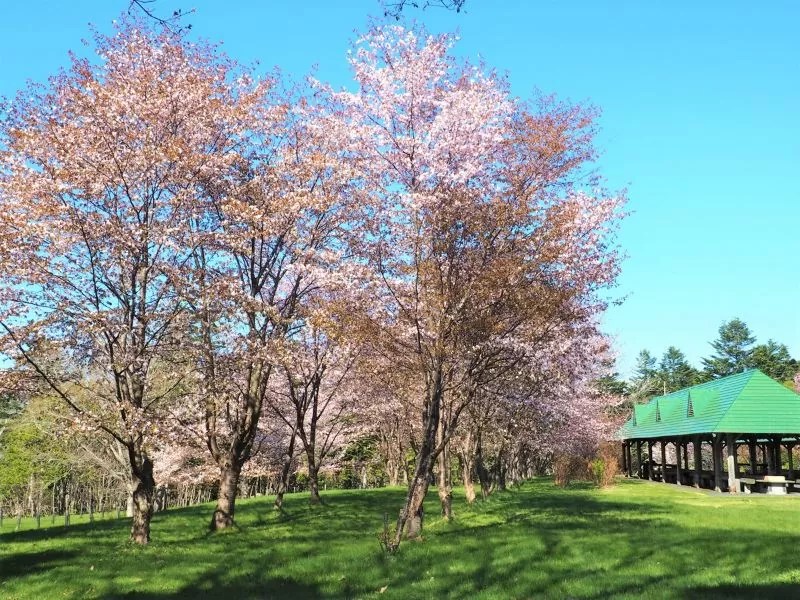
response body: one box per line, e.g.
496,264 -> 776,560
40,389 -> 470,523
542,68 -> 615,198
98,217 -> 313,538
553,454 -> 586,487
589,442 -> 620,488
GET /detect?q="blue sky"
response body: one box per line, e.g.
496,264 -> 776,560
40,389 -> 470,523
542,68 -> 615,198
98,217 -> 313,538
1,1 -> 797,376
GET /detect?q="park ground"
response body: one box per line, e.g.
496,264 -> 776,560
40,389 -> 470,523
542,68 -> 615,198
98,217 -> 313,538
2,478 -> 800,599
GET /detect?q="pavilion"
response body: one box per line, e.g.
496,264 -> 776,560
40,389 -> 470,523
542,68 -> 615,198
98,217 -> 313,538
617,369 -> 800,494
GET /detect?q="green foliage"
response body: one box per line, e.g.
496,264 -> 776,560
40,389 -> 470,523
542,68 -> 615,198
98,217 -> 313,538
658,346 -> 703,393
750,340 -> 798,383
5,481 -> 800,598
0,395 -> 71,498
589,458 -> 605,484
595,373 -> 627,396
0,421 -> 67,496
702,318 -> 756,378
631,349 -> 657,387
0,392 -> 25,440
0,392 -> 24,418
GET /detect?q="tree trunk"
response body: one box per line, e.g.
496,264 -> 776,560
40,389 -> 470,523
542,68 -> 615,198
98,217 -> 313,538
125,478 -> 136,518
211,461 -> 241,531
388,463 -> 400,487
462,453 -> 476,504
130,457 -> 155,545
460,430 -> 477,504
274,432 -> 296,510
393,370 -> 443,547
436,418 -> 452,520
308,463 -> 322,505
475,434 -> 491,499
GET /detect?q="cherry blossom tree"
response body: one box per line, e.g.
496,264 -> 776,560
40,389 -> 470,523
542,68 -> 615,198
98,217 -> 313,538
0,18 -> 272,543
269,316 -> 361,505
181,78 -> 361,529
335,25 -> 625,548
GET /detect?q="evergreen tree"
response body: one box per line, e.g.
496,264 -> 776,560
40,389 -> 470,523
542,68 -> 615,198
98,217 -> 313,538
658,346 -> 701,393
702,318 -> 756,378
631,350 -> 657,383
596,373 -> 628,396
750,340 -> 798,382
629,349 -> 659,400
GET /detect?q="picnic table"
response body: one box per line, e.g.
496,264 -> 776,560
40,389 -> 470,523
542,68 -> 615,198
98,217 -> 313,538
740,475 -> 793,495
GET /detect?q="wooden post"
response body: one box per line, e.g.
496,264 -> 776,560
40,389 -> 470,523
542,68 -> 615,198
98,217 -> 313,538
788,444 -> 795,480
764,443 -> 774,475
629,443 -> 634,477
775,438 -> 783,475
624,442 -> 630,477
683,443 -> 690,471
675,441 -> 683,486
726,434 -> 738,494
713,435 -> 723,492
693,436 -> 702,488
636,442 -> 643,478
660,441 -> 667,483
647,441 -> 654,480
621,442 -> 627,476
749,439 -> 757,475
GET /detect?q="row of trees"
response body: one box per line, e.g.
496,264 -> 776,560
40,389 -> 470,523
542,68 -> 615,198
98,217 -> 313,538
0,18 -> 624,547
608,318 -> 799,399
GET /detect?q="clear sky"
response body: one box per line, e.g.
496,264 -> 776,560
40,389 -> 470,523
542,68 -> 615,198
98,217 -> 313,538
1,0 -> 797,376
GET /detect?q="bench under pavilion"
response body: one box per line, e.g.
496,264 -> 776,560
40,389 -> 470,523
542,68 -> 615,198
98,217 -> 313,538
617,369 -> 800,494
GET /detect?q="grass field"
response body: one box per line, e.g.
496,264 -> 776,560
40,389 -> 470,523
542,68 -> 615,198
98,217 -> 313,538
2,478 -> 800,599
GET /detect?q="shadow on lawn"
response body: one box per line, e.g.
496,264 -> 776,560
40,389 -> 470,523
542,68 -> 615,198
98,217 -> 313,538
686,583 -> 800,599
118,574 -> 322,600
5,482 -> 800,599
365,482 -> 800,599
0,549 -> 79,581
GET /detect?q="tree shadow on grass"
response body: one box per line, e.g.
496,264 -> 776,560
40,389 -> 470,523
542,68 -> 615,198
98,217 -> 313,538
685,583 -> 800,599
365,482 -> 800,599
0,549 -> 79,581
116,574 -> 322,600
6,482 -> 800,599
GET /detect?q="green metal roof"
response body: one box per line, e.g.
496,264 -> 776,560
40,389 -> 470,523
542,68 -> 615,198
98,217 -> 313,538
617,370 -> 800,440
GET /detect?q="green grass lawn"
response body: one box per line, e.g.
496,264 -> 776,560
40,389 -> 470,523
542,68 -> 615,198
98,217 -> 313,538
2,478 -> 800,599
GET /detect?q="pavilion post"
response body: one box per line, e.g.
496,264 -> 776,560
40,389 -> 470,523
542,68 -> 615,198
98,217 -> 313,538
660,442 -> 667,483
675,441 -> 683,486
725,433 -> 738,494
683,442 -> 690,471
621,442 -> 627,476
636,442 -> 643,478
712,435 -> 723,492
647,441 -> 654,480
788,444 -> 795,480
693,436 -> 702,488
775,438 -> 783,476
626,443 -> 633,477
765,443 -> 774,475
748,439 -> 757,475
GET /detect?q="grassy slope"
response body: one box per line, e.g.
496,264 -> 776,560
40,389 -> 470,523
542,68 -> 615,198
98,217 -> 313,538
2,479 -> 800,599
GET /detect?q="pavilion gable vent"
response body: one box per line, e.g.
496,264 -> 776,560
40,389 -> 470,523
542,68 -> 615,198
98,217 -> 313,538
687,393 -> 694,417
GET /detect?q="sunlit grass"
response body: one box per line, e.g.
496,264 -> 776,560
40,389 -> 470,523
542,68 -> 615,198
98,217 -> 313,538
2,479 -> 799,598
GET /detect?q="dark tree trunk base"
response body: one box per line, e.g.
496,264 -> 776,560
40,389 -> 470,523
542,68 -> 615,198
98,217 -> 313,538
130,458 -> 155,545
210,464 -> 240,531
